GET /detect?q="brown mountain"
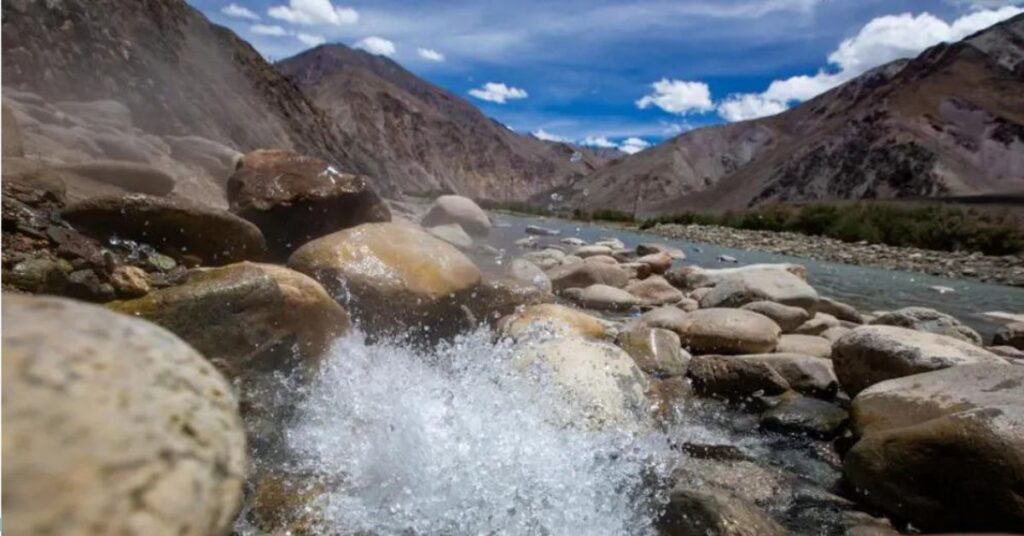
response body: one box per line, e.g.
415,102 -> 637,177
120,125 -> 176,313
557,13 -> 1024,218
275,44 -> 614,201
1,0 -> 348,162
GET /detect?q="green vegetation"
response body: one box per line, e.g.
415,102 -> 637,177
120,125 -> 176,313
640,203 -> 1024,255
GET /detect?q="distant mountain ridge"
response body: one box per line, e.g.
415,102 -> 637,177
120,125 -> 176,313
552,13 -> 1024,217
275,44 -> 615,200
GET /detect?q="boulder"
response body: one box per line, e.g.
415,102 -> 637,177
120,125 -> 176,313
625,275 -> 685,306
635,305 -> 688,334
54,160 -> 176,196
515,337 -> 651,426
675,297 -> 700,312
741,301 -> 810,333
2,294 -> 246,536
819,325 -> 852,344
573,245 -> 614,258
521,248 -> 565,270
108,262 -> 349,382
816,297 -> 864,324
761,395 -> 848,439
993,322 -> 1024,350
671,263 -> 808,291
736,353 -> 838,399
547,261 -> 630,291
844,364 -> 1024,532
227,149 -> 391,259
675,308 -> 781,355
699,268 -> 818,311
498,303 -> 609,340
3,101 -> 25,157
562,284 -> 640,312
870,307 -> 982,345
288,222 -> 480,337
658,486 -> 790,536
583,254 -> 619,265
466,276 -> 553,324
792,313 -> 840,336
636,251 -> 673,274
832,325 -> 1007,395
594,238 -> 625,250
506,258 -> 552,293
616,325 -> 691,378
62,193 -> 267,265
420,195 -> 491,237
637,243 -> 685,259
621,261 -> 652,280
426,223 -> 473,249
687,354 -> 791,400
775,334 -> 832,359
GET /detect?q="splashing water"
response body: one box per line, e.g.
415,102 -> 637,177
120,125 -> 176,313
279,328 -> 672,535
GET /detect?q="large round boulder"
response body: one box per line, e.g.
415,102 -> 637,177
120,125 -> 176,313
687,354 -> 791,400
870,306 -> 983,345
775,334 -> 832,359
288,222 -> 481,337
420,195 -> 491,237
844,363 -> 1024,532
465,276 -> 553,325
506,257 -> 552,293
616,324 -> 691,378
675,308 -> 781,355
498,303 -> 609,340
515,337 -> 651,427
831,325 -> 1006,395
699,268 -> 818,311
735,353 -> 838,399
227,149 -> 391,259
2,294 -> 246,536
626,275 -> 685,306
62,193 -> 267,265
741,301 -> 810,333
547,261 -> 630,292
108,262 -> 349,381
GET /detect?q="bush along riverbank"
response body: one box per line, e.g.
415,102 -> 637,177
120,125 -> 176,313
5,151 -> 1024,535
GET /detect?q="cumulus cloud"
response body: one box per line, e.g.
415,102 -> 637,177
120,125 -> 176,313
222,3 -> 260,20
417,48 -> 446,62
468,82 -> 529,104
580,136 -> 618,148
636,79 -> 714,115
532,129 -> 570,143
355,36 -> 397,56
268,0 -> 359,26
251,24 -> 290,36
297,33 -> 327,47
618,137 -> 652,154
716,6 -> 1022,121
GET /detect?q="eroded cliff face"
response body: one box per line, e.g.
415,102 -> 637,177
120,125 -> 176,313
556,14 -> 1024,218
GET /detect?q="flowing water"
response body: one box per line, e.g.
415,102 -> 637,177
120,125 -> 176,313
240,213 -> 1022,535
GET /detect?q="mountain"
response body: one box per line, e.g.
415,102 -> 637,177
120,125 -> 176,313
556,13 -> 1024,218
1,0 -> 348,162
275,44 -> 615,201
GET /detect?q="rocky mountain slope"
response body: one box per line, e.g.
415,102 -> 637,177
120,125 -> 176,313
275,44 -> 615,200
556,14 -> 1024,217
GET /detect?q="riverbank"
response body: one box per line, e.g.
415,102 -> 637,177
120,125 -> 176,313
636,222 -> 1024,287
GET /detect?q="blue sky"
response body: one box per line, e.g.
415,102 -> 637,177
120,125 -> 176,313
188,0 -> 1022,153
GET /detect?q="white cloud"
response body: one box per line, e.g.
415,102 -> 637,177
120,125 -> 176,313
580,136 -> 618,148
417,48 -> 446,62
251,24 -> 290,36
715,6 -> 1022,121
619,137 -> 651,154
354,36 -> 397,56
636,79 -> 714,115
468,82 -> 529,104
222,3 -> 260,20
297,33 -> 327,47
532,129 -> 570,143
717,93 -> 790,122
268,0 -> 359,26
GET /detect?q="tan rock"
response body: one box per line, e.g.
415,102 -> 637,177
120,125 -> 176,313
775,334 -> 832,359
676,308 -> 781,355
498,303 -> 609,339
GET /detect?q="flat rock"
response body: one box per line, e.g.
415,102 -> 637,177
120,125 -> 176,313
573,244 -> 614,258
3,294 -> 246,536
227,149 -> 390,259
62,193 -> 267,265
675,308 -> 781,355
741,301 -> 810,332
688,354 -> 791,400
563,284 -> 640,312
547,261 -> 630,291
625,275 -> 685,306
870,306 -> 982,345
832,325 -> 1007,395
736,353 -> 838,399
775,334 -> 832,359
659,486 -> 791,536
816,297 -> 864,324
699,267 -> 818,311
